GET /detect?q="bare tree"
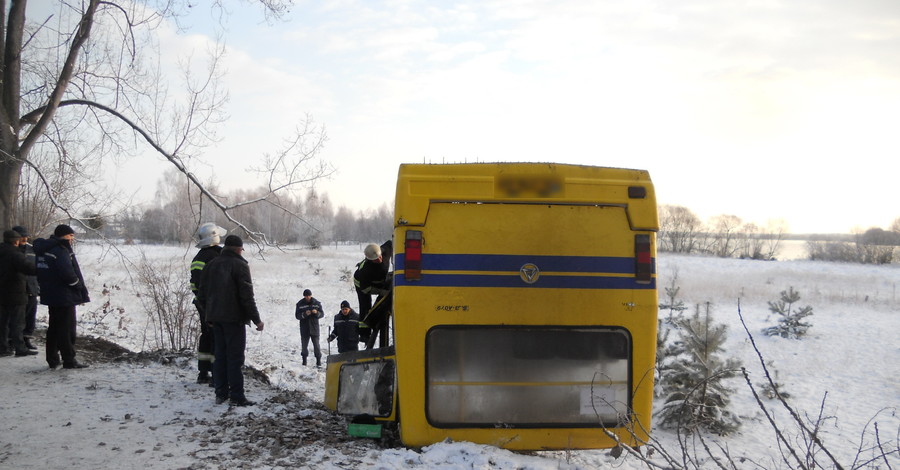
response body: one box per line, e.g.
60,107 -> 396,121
738,219 -> 786,260
2,0 -> 328,242
659,204 -> 702,254
706,214 -> 743,258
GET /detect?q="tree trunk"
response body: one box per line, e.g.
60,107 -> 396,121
0,155 -> 23,226
0,0 -> 99,227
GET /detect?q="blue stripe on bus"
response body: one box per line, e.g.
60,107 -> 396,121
395,254 -> 647,274
393,254 -> 656,289
394,273 -> 655,289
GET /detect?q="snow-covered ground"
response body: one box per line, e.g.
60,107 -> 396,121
1,241 -> 898,469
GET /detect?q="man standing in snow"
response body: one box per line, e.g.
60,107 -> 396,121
0,229 -> 37,357
327,300 -> 360,354
12,226 -> 40,352
198,234 -> 264,407
189,223 -> 225,385
34,224 -> 90,369
295,288 -> 324,367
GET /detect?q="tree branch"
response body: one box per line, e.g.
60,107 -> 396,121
20,0 -> 100,158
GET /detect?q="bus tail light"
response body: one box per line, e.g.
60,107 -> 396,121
405,230 -> 423,281
635,234 -> 652,284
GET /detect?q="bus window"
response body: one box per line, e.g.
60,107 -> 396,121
426,326 -> 631,427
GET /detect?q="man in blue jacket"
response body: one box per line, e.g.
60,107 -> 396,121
327,300 -> 360,353
295,288 -> 324,367
34,224 -> 90,369
197,235 -> 265,407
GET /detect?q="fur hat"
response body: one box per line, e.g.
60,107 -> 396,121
11,226 -> 29,237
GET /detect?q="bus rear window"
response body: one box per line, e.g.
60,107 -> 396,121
426,326 -> 631,428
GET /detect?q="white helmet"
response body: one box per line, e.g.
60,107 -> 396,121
195,223 -> 227,248
364,243 -> 381,260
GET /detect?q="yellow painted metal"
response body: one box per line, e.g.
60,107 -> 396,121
390,163 -> 659,450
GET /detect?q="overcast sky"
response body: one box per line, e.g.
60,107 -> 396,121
117,0 -> 900,234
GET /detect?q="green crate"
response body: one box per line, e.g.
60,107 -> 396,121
348,422 -> 382,439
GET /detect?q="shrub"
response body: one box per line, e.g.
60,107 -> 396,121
135,256 -> 198,351
763,286 -> 813,339
656,302 -> 742,435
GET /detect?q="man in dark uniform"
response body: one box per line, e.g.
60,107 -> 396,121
190,222 -> 225,384
353,242 -> 391,346
34,224 -> 90,369
0,230 -> 37,357
12,226 -> 39,351
295,288 -> 324,367
327,300 -> 360,353
198,235 -> 264,407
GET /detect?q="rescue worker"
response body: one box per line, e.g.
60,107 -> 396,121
353,241 -> 391,345
34,224 -> 90,369
295,288 -> 324,367
0,230 -> 37,357
327,300 -> 360,353
197,234 -> 265,407
12,226 -> 39,351
190,222 -> 225,384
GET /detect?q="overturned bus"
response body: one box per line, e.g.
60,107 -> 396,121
325,162 -> 659,450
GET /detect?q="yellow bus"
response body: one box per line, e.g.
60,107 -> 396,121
325,162 -> 659,450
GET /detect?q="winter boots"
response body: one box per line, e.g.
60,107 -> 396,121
197,371 -> 211,384
302,356 -> 321,368
24,337 -> 37,351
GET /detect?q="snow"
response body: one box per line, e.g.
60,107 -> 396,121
1,242 -> 898,469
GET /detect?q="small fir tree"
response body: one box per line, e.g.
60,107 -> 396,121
655,274 -> 687,396
656,302 -> 742,435
759,380 -> 792,400
763,286 -> 813,339
659,272 -> 688,323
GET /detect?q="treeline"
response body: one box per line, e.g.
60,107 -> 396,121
658,205 -> 789,260
660,204 -> 900,264
77,170 -> 392,247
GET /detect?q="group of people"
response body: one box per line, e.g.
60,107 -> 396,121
294,239 -> 393,363
3,219 -> 393,410
190,224 -> 264,407
188,222 -> 393,407
0,224 -> 90,369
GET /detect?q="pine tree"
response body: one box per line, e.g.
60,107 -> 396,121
655,274 -> 687,396
656,302 -> 742,435
763,286 -> 813,339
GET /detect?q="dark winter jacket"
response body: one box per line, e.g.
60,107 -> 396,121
0,242 -> 36,305
190,245 -> 222,320
197,248 -> 261,325
329,309 -> 360,353
20,242 -> 39,296
33,236 -> 90,307
353,258 -> 390,295
295,297 -> 324,337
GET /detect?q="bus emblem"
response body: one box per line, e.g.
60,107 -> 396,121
519,263 -> 540,284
